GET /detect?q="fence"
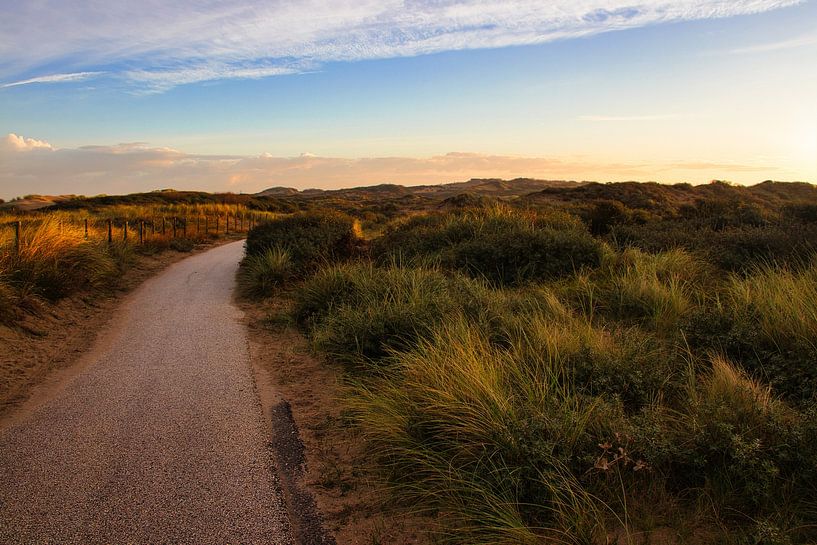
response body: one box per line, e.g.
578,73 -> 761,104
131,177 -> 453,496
1,214 -> 261,254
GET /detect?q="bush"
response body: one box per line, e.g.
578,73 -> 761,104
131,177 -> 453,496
587,199 -> 630,235
374,206 -> 602,286
658,356 -> 810,522
612,222 -> 817,272
449,227 -> 604,286
245,210 -> 361,274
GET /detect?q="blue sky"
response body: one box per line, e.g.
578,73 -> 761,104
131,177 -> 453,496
1,1 -> 815,198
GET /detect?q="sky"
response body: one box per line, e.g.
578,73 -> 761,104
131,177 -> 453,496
1,0 -> 815,199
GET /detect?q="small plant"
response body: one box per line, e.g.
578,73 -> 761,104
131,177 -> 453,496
240,246 -> 294,297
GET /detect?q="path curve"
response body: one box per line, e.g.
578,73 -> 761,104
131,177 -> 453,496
0,241 -> 294,544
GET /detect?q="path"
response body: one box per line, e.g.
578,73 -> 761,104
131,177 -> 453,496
0,241 -> 294,544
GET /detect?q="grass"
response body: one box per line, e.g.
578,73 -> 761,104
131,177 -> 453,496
240,202 -> 817,544
240,246 -> 294,297
726,260 -> 817,353
1,204 -> 275,327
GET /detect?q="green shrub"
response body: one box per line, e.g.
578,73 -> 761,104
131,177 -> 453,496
586,199 -> 631,235
612,222 -> 817,272
374,206 -> 602,286
661,357 -> 807,519
240,246 -> 294,297
449,227 -> 603,286
245,210 -> 361,274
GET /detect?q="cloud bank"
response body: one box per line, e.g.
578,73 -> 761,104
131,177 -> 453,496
0,133 -> 785,199
0,1 -> 801,92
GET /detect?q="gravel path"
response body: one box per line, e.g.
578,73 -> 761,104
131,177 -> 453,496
0,241 -> 294,544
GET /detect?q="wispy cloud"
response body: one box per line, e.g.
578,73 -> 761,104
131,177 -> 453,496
0,133 -> 789,199
0,1 -> 802,92
0,71 -> 103,88
579,114 -> 684,122
729,32 -> 817,54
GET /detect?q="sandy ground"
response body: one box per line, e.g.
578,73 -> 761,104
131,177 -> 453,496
0,241 -> 294,544
242,297 -> 432,545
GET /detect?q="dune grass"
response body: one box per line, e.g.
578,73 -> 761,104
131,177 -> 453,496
242,204 -> 817,544
239,246 -> 294,297
1,204 -> 274,326
726,260 -> 817,354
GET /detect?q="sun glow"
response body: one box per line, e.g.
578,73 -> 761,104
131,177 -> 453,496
792,122 -> 817,178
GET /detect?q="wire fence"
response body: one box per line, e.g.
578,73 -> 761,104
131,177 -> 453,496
1,213 -> 261,254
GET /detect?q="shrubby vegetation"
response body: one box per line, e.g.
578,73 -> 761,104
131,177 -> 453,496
373,206 -> 603,286
244,185 -> 817,544
0,204 -> 269,327
245,210 -> 361,275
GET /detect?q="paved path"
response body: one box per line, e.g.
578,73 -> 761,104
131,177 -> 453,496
0,241 -> 294,544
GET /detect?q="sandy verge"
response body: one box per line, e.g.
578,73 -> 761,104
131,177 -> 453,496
241,296 -> 432,545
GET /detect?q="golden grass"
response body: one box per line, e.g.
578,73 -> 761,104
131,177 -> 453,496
727,261 -> 817,352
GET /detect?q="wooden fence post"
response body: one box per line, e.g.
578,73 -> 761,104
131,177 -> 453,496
14,221 -> 21,255
123,221 -> 128,242
196,216 -> 200,234
225,215 -> 229,235
107,219 -> 113,243
84,218 -> 89,239
139,221 -> 144,244
172,217 -> 177,238
215,216 -> 219,234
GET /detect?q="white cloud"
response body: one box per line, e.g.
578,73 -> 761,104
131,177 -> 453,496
0,72 -> 103,88
2,133 -> 54,151
0,1 -> 802,92
0,133 -> 788,199
729,32 -> 817,54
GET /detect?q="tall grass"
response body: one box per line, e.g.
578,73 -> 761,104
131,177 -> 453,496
559,248 -> 704,335
251,203 -> 817,544
239,246 -> 294,297
1,203 -> 271,326
295,263 -> 500,365
727,260 -> 817,353
350,320 -> 616,544
0,216 -> 117,301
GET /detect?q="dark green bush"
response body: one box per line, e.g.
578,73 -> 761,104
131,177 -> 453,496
374,207 -> 601,286
245,211 -> 361,274
449,227 -> 603,286
612,222 -> 817,272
